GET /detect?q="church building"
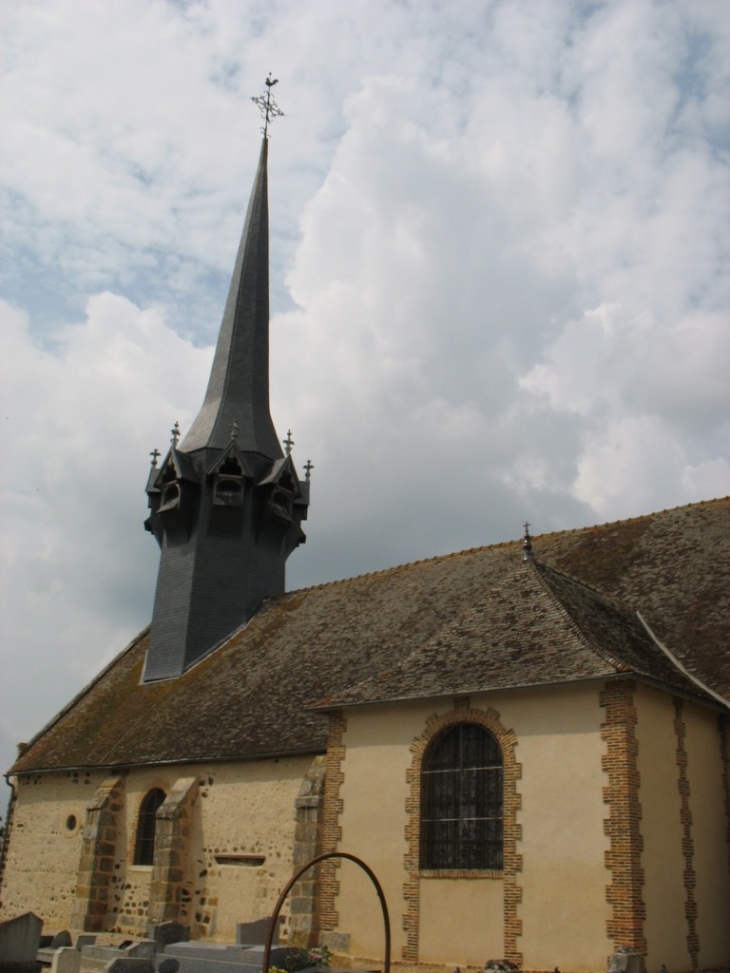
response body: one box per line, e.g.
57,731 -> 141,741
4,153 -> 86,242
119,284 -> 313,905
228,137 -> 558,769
1,121 -> 729,973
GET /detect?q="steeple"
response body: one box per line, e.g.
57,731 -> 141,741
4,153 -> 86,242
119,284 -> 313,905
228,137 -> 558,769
180,138 -> 281,464
143,111 -> 309,683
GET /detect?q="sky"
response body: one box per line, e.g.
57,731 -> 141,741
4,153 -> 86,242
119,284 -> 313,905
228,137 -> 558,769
1,0 -> 729,805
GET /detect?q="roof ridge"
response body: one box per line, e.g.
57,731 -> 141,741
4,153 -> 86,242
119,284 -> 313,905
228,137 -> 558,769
285,496 -> 730,598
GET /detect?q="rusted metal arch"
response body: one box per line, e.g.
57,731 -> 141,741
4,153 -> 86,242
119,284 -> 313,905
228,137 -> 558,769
263,852 -> 391,973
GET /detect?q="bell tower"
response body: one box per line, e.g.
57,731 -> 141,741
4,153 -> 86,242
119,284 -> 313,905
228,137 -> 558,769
143,84 -> 309,683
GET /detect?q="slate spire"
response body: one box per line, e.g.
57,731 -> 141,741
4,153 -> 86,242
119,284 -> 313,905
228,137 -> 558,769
143,132 -> 309,683
180,138 -> 281,463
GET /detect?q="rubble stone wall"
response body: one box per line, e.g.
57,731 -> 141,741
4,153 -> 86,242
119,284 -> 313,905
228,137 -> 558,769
0,771 -> 105,933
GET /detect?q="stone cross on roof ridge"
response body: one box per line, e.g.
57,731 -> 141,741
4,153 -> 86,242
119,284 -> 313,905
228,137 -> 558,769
522,522 -> 535,561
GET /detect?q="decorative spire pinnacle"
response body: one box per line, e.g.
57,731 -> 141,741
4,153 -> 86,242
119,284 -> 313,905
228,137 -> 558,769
522,522 -> 535,561
251,73 -> 284,138
170,421 -> 180,447
284,430 -> 294,456
230,419 -> 239,441
304,459 -> 314,481
150,448 -> 161,469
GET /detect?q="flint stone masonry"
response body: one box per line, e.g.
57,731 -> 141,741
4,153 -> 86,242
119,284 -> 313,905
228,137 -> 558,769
0,911 -> 43,971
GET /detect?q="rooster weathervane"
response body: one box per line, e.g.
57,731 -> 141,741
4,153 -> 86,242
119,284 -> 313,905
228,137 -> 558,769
251,73 -> 284,137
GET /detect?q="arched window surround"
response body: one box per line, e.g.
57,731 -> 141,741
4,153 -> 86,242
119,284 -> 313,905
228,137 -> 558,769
133,787 -> 166,866
402,701 -> 523,966
420,721 -> 503,871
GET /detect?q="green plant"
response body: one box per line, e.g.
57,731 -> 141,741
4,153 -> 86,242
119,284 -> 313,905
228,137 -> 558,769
305,946 -> 332,968
283,945 -> 333,972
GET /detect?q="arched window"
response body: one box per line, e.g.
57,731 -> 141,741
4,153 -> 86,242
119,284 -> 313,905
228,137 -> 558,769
420,723 -> 503,870
133,788 -> 166,865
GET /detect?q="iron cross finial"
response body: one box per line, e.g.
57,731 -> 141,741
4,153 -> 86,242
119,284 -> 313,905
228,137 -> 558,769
522,522 -> 534,561
304,459 -> 314,481
170,421 -> 180,447
150,448 -> 161,468
251,73 -> 284,138
283,430 -> 294,456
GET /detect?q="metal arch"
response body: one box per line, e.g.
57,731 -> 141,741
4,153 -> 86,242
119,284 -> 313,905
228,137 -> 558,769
262,852 -> 391,973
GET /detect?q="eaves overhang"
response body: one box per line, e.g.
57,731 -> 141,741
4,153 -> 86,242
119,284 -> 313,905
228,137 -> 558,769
311,670 -> 723,715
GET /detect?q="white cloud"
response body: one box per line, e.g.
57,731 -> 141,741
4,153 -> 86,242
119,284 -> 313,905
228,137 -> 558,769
573,414 -> 729,519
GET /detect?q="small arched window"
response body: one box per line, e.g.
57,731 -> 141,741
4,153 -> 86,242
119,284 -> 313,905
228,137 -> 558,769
134,788 -> 166,865
420,723 -> 503,870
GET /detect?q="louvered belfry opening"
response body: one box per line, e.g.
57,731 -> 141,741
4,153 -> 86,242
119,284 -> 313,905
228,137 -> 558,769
420,723 -> 503,870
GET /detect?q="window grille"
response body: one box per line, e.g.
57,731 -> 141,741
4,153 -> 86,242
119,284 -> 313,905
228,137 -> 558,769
420,723 -> 503,870
134,788 -> 166,865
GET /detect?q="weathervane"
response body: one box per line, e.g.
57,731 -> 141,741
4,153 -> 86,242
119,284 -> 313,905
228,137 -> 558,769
251,73 -> 284,137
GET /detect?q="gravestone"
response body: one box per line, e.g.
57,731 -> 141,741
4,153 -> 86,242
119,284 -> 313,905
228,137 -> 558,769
236,916 -> 281,945
105,960 -> 155,973
608,947 -> 642,973
51,946 -> 80,973
150,922 -> 189,948
0,912 -> 43,971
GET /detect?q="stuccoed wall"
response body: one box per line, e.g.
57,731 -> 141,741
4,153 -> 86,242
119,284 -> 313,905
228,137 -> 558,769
635,687 -> 689,967
505,685 -> 610,970
0,770 -> 105,931
635,685 -> 730,970
1,755 -> 315,942
332,685 -> 612,972
685,704 -> 730,969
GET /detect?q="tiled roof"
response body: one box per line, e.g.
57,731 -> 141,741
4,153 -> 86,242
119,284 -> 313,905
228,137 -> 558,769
11,497 -> 729,775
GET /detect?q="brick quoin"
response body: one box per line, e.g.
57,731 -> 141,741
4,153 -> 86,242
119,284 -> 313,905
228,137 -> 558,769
600,680 -> 647,957
720,716 -> 730,887
319,711 -> 347,933
673,698 -> 699,969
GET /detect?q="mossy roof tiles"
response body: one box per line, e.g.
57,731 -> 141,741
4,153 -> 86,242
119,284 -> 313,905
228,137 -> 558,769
11,497 -> 729,775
